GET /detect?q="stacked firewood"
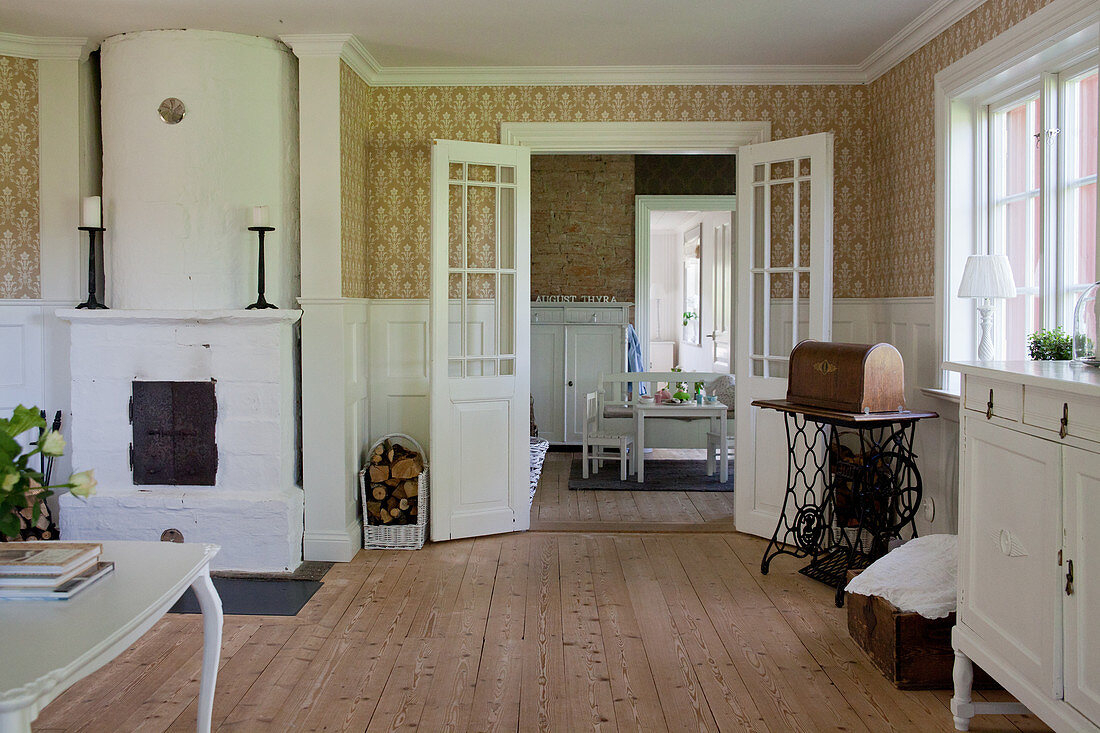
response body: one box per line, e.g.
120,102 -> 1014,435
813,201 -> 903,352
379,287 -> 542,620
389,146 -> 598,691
365,440 -> 423,525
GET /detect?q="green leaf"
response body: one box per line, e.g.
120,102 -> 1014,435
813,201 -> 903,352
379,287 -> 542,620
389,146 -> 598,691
0,432 -> 21,463
0,509 -> 20,539
0,405 -> 46,439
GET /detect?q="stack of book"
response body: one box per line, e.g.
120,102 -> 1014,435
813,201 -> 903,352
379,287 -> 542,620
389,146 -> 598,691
0,542 -> 114,600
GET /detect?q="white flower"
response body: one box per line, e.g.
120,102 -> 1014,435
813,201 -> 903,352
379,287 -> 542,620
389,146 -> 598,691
68,470 -> 97,499
39,430 -> 65,457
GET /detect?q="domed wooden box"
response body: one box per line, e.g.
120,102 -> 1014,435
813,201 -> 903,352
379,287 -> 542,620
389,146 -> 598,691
787,341 -> 906,414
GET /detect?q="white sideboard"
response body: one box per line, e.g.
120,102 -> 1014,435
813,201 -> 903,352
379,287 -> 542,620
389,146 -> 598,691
947,361 -> 1100,733
532,303 -> 629,444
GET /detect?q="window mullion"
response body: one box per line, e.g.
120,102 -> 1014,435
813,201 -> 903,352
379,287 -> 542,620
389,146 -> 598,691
1040,71 -> 1061,329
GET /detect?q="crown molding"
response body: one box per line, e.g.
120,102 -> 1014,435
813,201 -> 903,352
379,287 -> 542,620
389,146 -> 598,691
860,0 -> 987,82
0,32 -> 92,61
369,63 -> 865,87
279,33 -> 381,84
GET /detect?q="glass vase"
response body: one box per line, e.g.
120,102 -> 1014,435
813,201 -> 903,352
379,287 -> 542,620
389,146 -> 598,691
1072,281 -> 1100,367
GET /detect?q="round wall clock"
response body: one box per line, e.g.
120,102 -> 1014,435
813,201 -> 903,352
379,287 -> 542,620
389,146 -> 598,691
158,97 -> 186,124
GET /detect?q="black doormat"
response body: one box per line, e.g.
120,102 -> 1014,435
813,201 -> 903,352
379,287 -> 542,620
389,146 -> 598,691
169,577 -> 323,616
568,458 -> 733,492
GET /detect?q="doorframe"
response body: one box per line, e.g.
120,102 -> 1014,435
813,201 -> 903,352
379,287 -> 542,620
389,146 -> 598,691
635,195 -> 738,368
498,121 -> 770,367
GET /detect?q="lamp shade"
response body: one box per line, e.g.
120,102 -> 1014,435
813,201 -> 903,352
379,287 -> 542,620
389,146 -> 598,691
957,254 -> 1017,299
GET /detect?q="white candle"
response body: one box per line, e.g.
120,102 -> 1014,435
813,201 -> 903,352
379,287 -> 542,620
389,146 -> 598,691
81,196 -> 101,228
251,205 -> 269,228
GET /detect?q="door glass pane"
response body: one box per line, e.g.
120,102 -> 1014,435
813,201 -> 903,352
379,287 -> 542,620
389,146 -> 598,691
799,158 -> 811,177
467,273 -> 496,357
449,162 -> 465,181
771,274 -> 793,360
468,164 -> 497,182
500,166 -> 516,184
1064,69 -> 1098,327
770,159 -> 793,181
753,185 -> 766,268
770,181 -> 794,268
468,359 -> 497,377
753,272 -> 766,356
449,184 -> 465,268
772,272 -> 793,301
467,185 -> 497,268
448,273 -> 464,358
500,358 -> 515,376
448,360 -> 464,378
798,179 -> 811,268
500,186 -> 515,270
499,273 -> 515,355
769,359 -> 789,379
753,164 -> 765,182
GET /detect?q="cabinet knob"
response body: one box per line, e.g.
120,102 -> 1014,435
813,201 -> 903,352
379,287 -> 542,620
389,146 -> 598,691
986,389 -> 994,420
567,380 -> 574,387
1066,559 -> 1074,595
1060,402 -> 1069,439
591,313 -> 598,322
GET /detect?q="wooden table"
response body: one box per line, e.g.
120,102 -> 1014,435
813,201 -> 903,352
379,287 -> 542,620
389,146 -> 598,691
0,541 -> 222,733
634,401 -> 729,483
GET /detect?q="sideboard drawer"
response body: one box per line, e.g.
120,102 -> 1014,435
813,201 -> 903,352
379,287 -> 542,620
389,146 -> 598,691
566,307 -> 623,324
963,376 -> 1023,422
1024,386 -> 1100,443
532,307 -> 563,324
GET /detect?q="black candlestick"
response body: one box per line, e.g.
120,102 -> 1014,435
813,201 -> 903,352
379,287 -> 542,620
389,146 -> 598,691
246,226 -> 277,309
76,226 -> 107,309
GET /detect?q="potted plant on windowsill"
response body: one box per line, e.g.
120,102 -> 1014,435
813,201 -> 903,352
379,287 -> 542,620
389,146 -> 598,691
1,405 -> 97,541
1026,327 -> 1073,361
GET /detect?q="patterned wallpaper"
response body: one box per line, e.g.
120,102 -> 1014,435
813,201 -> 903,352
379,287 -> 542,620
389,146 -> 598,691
366,84 -> 872,298
340,60 -> 370,298
869,0 -> 1051,297
0,55 -> 39,299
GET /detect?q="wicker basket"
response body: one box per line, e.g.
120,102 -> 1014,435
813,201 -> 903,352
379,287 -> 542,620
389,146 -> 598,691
359,433 -> 429,550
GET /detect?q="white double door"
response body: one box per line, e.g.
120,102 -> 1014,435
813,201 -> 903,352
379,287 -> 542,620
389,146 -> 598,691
428,133 -> 833,543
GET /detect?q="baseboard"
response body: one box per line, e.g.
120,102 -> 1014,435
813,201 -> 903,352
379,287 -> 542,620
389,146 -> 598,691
303,520 -> 361,562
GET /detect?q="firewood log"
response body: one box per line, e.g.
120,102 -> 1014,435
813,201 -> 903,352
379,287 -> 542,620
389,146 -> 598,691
398,498 -> 409,511
391,457 -> 423,480
371,485 -> 387,501
403,480 -> 419,498
393,486 -> 406,500
385,477 -> 400,487
369,465 -> 389,483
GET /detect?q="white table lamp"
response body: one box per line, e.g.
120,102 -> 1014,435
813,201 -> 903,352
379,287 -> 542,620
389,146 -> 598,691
958,254 -> 1017,360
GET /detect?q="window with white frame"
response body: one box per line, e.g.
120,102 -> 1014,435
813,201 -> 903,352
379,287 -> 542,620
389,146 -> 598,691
987,65 -> 1097,360
937,8 -> 1098,391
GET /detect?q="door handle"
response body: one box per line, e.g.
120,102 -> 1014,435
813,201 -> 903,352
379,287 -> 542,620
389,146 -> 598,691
567,380 -> 574,387
1066,559 -> 1074,595
986,389 -> 994,420
1060,403 -> 1069,439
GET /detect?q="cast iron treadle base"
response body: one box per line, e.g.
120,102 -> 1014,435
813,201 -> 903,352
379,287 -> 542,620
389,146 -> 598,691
799,547 -> 872,591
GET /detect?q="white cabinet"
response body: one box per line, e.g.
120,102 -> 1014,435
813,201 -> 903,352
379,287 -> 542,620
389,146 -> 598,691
1064,446 -> 1100,723
948,361 -> 1100,733
531,303 -> 628,444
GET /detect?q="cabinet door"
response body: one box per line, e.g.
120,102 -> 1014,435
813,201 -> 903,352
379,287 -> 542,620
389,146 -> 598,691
531,325 -> 565,443
1064,445 -> 1100,721
564,325 -> 624,443
959,416 -> 1062,696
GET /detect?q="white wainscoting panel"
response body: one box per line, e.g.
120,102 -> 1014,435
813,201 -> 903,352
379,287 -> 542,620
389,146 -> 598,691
369,300 -> 431,453
366,296 -> 958,534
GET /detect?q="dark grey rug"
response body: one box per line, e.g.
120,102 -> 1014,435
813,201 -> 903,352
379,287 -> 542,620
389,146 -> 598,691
169,577 -> 323,616
568,458 -> 733,492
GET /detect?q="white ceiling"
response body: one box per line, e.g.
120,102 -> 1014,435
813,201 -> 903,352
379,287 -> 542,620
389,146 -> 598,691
0,0 -> 953,70
651,211 -> 701,231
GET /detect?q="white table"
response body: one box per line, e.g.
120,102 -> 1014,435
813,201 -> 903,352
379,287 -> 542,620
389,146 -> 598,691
634,402 -> 729,483
0,541 -> 223,733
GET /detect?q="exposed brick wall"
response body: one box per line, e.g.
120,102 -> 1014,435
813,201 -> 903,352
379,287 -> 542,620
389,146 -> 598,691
531,155 -> 635,302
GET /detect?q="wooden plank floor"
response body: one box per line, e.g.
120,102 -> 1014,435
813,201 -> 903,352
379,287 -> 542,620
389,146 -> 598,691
33,454 -> 1050,732
531,450 -> 737,531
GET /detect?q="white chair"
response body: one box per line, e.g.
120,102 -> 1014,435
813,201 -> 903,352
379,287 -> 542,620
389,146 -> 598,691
582,391 -> 634,481
706,430 -> 734,477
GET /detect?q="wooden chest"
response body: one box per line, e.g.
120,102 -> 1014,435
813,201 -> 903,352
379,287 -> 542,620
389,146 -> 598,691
787,340 -> 905,414
846,571 -> 996,690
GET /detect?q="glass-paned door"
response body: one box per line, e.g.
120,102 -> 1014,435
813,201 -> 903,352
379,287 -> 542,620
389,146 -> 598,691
431,140 -> 531,541
735,133 -> 834,539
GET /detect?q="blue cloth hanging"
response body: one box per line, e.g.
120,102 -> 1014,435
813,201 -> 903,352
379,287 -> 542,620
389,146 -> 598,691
626,324 -> 647,396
